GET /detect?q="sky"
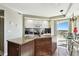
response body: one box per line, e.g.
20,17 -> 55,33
57,22 -> 69,30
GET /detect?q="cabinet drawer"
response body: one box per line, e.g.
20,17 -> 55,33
35,38 -> 52,46
8,41 -> 20,56
35,40 -> 52,48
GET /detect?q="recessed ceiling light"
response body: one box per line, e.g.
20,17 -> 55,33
60,10 -> 63,12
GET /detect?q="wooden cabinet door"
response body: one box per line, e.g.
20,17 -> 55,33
8,41 -> 20,56
34,37 -> 52,56
21,40 -> 34,56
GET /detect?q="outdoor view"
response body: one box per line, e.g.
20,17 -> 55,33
56,21 -> 69,56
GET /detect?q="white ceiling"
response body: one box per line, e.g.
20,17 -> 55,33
66,3 -> 79,18
1,3 -> 79,17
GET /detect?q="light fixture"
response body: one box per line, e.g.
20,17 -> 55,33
60,9 -> 65,17
60,10 -> 63,12
59,3 -> 73,17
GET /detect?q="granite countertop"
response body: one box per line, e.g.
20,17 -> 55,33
7,37 -> 34,45
7,35 -> 51,45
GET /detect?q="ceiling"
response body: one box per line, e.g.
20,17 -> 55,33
1,3 -> 79,18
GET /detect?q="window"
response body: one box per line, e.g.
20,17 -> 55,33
57,21 -> 69,30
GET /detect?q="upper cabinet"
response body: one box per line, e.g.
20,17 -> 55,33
24,17 -> 49,28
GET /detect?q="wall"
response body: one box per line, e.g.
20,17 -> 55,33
50,20 -> 57,43
0,4 -> 23,55
50,20 -> 54,35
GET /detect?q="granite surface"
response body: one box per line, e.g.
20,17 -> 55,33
7,34 -> 51,45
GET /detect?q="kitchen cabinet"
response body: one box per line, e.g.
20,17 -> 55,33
8,41 -> 20,56
34,37 -> 52,56
7,37 -> 56,56
8,40 -> 34,56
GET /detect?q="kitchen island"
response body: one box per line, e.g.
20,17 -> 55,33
7,36 -> 56,56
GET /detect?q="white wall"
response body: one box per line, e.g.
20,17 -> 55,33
51,20 -> 54,35
0,5 -> 23,55
50,20 -> 56,42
